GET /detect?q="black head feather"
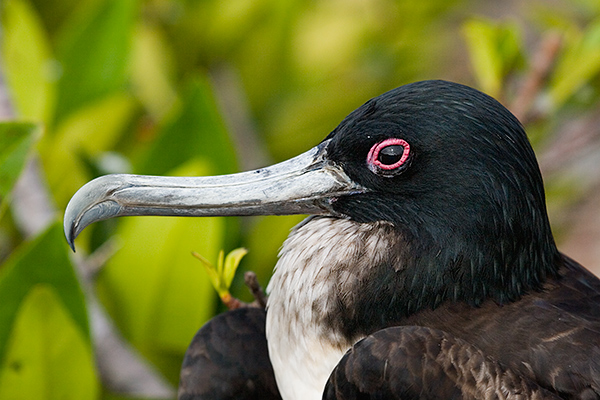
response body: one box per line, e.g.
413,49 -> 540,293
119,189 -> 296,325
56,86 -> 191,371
324,80 -> 560,316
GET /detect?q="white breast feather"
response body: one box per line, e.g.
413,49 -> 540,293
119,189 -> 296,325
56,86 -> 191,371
265,217 -> 396,400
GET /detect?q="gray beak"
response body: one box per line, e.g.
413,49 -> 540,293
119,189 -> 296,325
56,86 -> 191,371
64,140 -> 366,251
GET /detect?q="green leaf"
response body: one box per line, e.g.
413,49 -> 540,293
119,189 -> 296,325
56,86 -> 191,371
0,122 -> 40,202
130,23 -> 178,120
223,248 -> 248,290
96,160 -> 225,383
462,19 -> 522,97
192,250 -> 223,296
53,0 -> 137,122
193,247 -> 247,300
0,222 -> 89,367
1,0 -> 55,122
216,249 -> 225,280
550,21 -> 600,109
135,76 -> 238,176
0,285 -> 98,400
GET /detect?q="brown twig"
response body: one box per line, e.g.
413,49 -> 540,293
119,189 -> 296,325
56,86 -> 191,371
510,31 -> 562,124
219,271 -> 268,310
244,271 -> 268,308
221,293 -> 244,310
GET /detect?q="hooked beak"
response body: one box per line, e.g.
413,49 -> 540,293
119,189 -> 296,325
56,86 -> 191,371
64,140 -> 366,251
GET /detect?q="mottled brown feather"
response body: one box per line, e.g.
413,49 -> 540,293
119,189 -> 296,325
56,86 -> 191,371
324,326 -> 562,400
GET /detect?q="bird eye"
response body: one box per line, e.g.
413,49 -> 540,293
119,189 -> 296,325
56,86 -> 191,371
367,138 -> 411,176
378,145 -> 404,165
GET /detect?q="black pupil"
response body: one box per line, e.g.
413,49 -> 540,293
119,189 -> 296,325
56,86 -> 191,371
378,145 -> 404,165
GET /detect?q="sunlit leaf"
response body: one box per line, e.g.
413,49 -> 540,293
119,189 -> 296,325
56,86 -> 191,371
0,223 -> 89,366
53,0 -> 137,122
0,285 -> 98,400
550,21 -> 600,109
294,2 -> 369,77
192,250 -> 222,296
223,247 -> 247,289
96,160 -> 224,384
216,249 -> 225,279
130,23 -> 178,120
193,247 -> 247,301
0,122 -> 40,202
462,19 -> 522,97
1,0 -> 55,122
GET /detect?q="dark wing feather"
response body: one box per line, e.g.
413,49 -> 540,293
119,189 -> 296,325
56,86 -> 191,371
324,326 -> 562,400
401,255 -> 600,398
178,307 -> 281,400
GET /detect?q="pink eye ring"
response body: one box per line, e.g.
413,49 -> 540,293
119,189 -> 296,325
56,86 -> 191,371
367,138 -> 411,175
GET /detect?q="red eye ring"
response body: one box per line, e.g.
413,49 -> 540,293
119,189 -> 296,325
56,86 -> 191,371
367,138 -> 411,173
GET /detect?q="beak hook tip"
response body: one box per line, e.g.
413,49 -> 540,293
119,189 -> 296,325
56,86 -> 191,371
64,220 -> 77,252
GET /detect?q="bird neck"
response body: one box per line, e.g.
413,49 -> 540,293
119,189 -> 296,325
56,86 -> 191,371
265,216 -> 396,399
267,212 -> 561,344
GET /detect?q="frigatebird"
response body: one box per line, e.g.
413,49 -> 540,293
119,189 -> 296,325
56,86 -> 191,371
64,80 -> 600,399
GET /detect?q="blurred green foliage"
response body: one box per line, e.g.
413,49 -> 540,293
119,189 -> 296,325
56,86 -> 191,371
2,0 -> 600,398
463,19 -> 523,98
0,223 -> 96,399
0,123 -> 39,203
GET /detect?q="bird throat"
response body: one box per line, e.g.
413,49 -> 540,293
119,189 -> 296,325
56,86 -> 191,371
265,216 -> 403,400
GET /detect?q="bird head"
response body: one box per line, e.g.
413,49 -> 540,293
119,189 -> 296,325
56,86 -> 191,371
64,80 -> 560,311
323,81 -> 560,309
